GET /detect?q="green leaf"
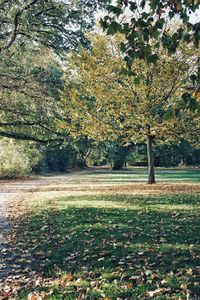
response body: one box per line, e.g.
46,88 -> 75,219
190,74 -> 197,84
120,42 -> 126,53
120,67 -> 136,77
124,55 -> 133,69
140,0 -> 146,9
121,23 -> 131,34
147,54 -> 159,63
130,2 -> 137,11
107,5 -> 123,17
134,76 -> 140,84
138,19 -> 148,28
155,18 -> 165,30
169,11 -> 175,19
128,31 -> 137,42
127,49 -> 136,59
151,29 -> 160,39
142,12 -> 149,19
107,21 -> 122,35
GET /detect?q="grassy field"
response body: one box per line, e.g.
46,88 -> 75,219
7,167 -> 200,299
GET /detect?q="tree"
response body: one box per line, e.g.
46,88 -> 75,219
154,140 -> 200,167
0,0 -> 104,143
0,46 -> 69,143
100,0 -> 200,64
62,34 -> 200,183
0,0 -> 102,53
106,140 -> 134,170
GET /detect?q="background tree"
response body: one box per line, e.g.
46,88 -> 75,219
61,34 -> 200,183
0,138 -> 41,178
0,0 -> 104,142
0,46 -> 69,143
107,140 -> 134,170
0,0 -> 102,53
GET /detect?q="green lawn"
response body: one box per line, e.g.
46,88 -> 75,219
11,168 -> 200,299
83,167 -> 200,183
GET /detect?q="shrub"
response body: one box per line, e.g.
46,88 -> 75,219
0,138 -> 40,178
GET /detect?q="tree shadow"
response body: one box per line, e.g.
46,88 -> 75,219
3,194 -> 200,298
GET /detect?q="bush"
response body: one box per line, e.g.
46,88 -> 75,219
33,144 -> 75,173
0,139 -> 41,178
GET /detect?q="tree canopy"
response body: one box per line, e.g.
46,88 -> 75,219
62,34 -> 199,142
0,0 -> 103,143
61,34 -> 200,182
0,46 -> 67,143
0,0 -> 102,53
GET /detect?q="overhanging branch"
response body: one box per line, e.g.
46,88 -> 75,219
0,130 -> 68,144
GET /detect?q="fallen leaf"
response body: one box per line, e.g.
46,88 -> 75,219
146,288 -> 171,298
1,291 -> 9,300
63,274 -> 74,281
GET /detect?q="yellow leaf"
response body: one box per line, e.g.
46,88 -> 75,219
63,274 -> 74,281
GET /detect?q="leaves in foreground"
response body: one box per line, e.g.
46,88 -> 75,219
1,193 -> 200,299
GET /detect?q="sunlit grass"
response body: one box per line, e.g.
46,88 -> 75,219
10,168 -> 200,299
14,192 -> 200,299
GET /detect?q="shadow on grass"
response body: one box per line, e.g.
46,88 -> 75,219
10,194 -> 200,299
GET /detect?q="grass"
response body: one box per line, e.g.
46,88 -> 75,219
7,168 -> 200,299
85,167 -> 200,182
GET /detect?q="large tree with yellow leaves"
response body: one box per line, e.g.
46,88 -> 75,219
62,34 -> 200,183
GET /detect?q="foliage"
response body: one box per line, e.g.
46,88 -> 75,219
63,34 -> 199,143
62,34 -> 200,181
127,144 -> 148,166
127,141 -> 200,167
100,0 -> 200,64
71,136 -> 93,168
104,141 -> 134,169
33,144 -> 75,173
86,142 -> 109,166
154,141 -> 200,167
0,0 -> 102,53
0,45 -> 69,143
0,0 -> 103,144
0,138 -> 41,178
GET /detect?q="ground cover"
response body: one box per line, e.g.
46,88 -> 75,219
1,168 -> 200,300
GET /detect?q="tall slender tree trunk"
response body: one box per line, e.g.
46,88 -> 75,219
147,134 -> 155,184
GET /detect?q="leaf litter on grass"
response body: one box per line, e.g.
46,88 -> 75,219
1,169 -> 200,299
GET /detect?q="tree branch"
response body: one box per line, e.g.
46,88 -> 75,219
0,130 -> 68,144
2,11 -> 20,50
0,130 -> 49,143
0,121 -> 37,127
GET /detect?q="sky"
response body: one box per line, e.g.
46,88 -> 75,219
189,9 -> 200,24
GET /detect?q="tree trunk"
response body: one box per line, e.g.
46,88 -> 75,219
147,135 -> 155,184
112,144 -> 134,170
112,159 -> 124,170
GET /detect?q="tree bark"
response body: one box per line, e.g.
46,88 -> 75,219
112,144 -> 134,170
112,159 -> 124,170
147,134 -> 155,184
